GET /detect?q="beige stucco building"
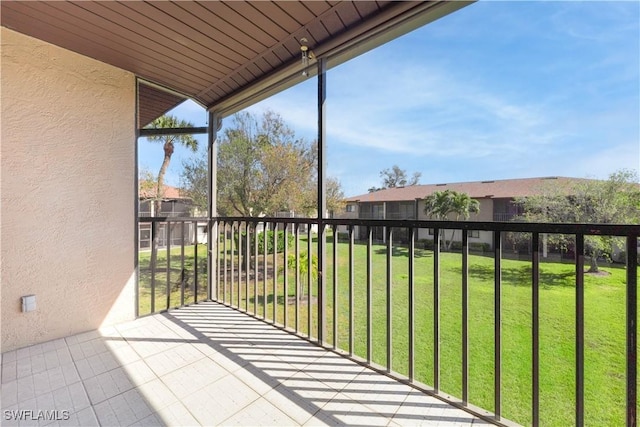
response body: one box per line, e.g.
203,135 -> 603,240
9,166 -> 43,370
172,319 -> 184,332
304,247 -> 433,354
1,28 -> 137,351
339,177 -> 592,248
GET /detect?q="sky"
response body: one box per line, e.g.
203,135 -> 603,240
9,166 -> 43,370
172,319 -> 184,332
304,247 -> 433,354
138,0 -> 640,198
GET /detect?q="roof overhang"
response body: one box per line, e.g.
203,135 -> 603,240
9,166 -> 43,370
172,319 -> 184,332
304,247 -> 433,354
1,1 -> 473,125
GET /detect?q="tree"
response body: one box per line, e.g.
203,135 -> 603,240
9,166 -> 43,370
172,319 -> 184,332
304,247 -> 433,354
286,251 -> 318,300
180,110 -> 346,217
450,191 -> 480,220
423,189 -> 479,250
517,169 -> 640,272
369,165 -> 421,192
145,115 -> 198,215
326,177 -> 346,217
179,156 -> 208,215
182,151 -> 345,218
381,165 -> 421,188
216,110 -> 319,216
138,168 -> 159,215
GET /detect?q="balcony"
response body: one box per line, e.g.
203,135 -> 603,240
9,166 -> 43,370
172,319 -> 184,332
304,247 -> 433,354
0,302 -> 483,426
493,213 -> 517,222
131,216 -> 639,426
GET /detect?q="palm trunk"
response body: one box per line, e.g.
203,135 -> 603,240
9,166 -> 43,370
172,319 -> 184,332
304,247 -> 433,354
151,144 -> 173,288
447,229 -> 456,251
155,149 -> 173,215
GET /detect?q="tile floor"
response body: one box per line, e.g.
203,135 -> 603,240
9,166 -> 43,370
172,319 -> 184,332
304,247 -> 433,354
1,302 -> 489,426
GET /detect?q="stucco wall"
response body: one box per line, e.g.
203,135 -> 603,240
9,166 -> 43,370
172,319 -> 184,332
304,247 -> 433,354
1,28 -> 136,351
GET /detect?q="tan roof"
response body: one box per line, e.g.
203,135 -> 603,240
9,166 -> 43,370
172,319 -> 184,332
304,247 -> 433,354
345,177 -> 593,202
139,183 -> 187,200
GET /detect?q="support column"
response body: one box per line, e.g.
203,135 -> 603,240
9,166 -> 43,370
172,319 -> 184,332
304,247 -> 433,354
383,201 -> 387,244
207,112 -> 221,301
317,57 -> 327,344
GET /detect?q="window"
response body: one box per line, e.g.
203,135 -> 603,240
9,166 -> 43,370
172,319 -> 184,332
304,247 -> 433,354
346,204 -> 355,212
470,230 -> 480,238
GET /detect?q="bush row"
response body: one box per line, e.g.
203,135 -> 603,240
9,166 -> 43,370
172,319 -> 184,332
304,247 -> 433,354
231,230 -> 295,255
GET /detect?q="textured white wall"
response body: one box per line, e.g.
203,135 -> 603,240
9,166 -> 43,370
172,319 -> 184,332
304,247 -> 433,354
1,28 -> 136,351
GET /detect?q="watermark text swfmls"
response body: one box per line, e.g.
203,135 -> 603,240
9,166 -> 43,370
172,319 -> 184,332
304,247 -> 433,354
4,410 -> 70,421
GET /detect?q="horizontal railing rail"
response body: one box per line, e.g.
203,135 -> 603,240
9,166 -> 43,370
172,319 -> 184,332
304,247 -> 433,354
210,216 -> 638,427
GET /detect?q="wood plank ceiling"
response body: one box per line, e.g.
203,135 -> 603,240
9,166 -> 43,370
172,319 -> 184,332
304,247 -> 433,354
1,1 -> 471,126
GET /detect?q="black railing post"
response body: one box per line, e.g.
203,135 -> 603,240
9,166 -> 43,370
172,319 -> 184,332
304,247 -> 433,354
576,233 -> 585,427
367,226 -> 373,363
627,235 -> 637,427
230,222 -> 235,307
150,221 -> 157,313
308,225 -> 313,338
166,221 -> 171,310
386,226 -> 393,372
273,221 -> 278,323
462,229 -> 469,403
223,222 -> 227,304
263,221 -> 268,320
194,221 -> 199,304
245,222 -> 250,311
408,227 -> 415,381
283,223 -> 288,328
434,227 -> 440,392
237,221 -> 242,309
295,223 -> 300,333
180,221 -> 185,307
254,223 -> 258,316
349,224 -> 355,356
494,230 -> 502,419
333,224 -> 338,349
532,232 -> 540,427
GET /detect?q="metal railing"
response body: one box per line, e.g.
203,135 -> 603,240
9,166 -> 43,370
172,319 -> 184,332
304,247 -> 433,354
137,217 -> 209,316
493,212 -> 518,222
210,216 -> 638,427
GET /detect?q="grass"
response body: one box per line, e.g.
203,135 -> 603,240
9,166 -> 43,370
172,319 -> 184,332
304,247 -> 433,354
139,234 -> 633,426
138,244 -> 209,315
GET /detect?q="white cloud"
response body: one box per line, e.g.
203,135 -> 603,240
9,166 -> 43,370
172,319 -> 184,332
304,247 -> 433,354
213,0 -> 639,194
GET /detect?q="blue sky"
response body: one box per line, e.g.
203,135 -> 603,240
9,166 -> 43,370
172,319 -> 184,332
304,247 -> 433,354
138,1 -> 640,197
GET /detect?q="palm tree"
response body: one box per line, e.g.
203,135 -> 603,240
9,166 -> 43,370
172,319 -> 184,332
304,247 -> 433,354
447,191 -> 480,250
286,251 -> 317,300
145,115 -> 197,216
423,190 -> 454,250
423,190 -> 454,220
423,190 -> 479,250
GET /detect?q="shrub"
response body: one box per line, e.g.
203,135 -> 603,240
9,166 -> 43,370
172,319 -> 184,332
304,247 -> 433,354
236,230 -> 294,254
417,239 -> 434,250
337,232 -> 350,243
469,242 -> 491,252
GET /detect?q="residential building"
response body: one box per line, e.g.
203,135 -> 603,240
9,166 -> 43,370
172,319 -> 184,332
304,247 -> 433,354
341,176 -> 591,247
138,184 -> 205,249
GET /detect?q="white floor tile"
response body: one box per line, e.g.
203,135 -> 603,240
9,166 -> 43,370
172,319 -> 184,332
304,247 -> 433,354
2,302 -> 485,427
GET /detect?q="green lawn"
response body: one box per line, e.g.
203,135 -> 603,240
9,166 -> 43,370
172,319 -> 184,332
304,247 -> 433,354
139,234 -> 633,426
138,244 -> 209,315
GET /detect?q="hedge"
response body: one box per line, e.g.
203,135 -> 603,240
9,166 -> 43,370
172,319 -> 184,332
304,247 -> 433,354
234,230 -> 294,255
